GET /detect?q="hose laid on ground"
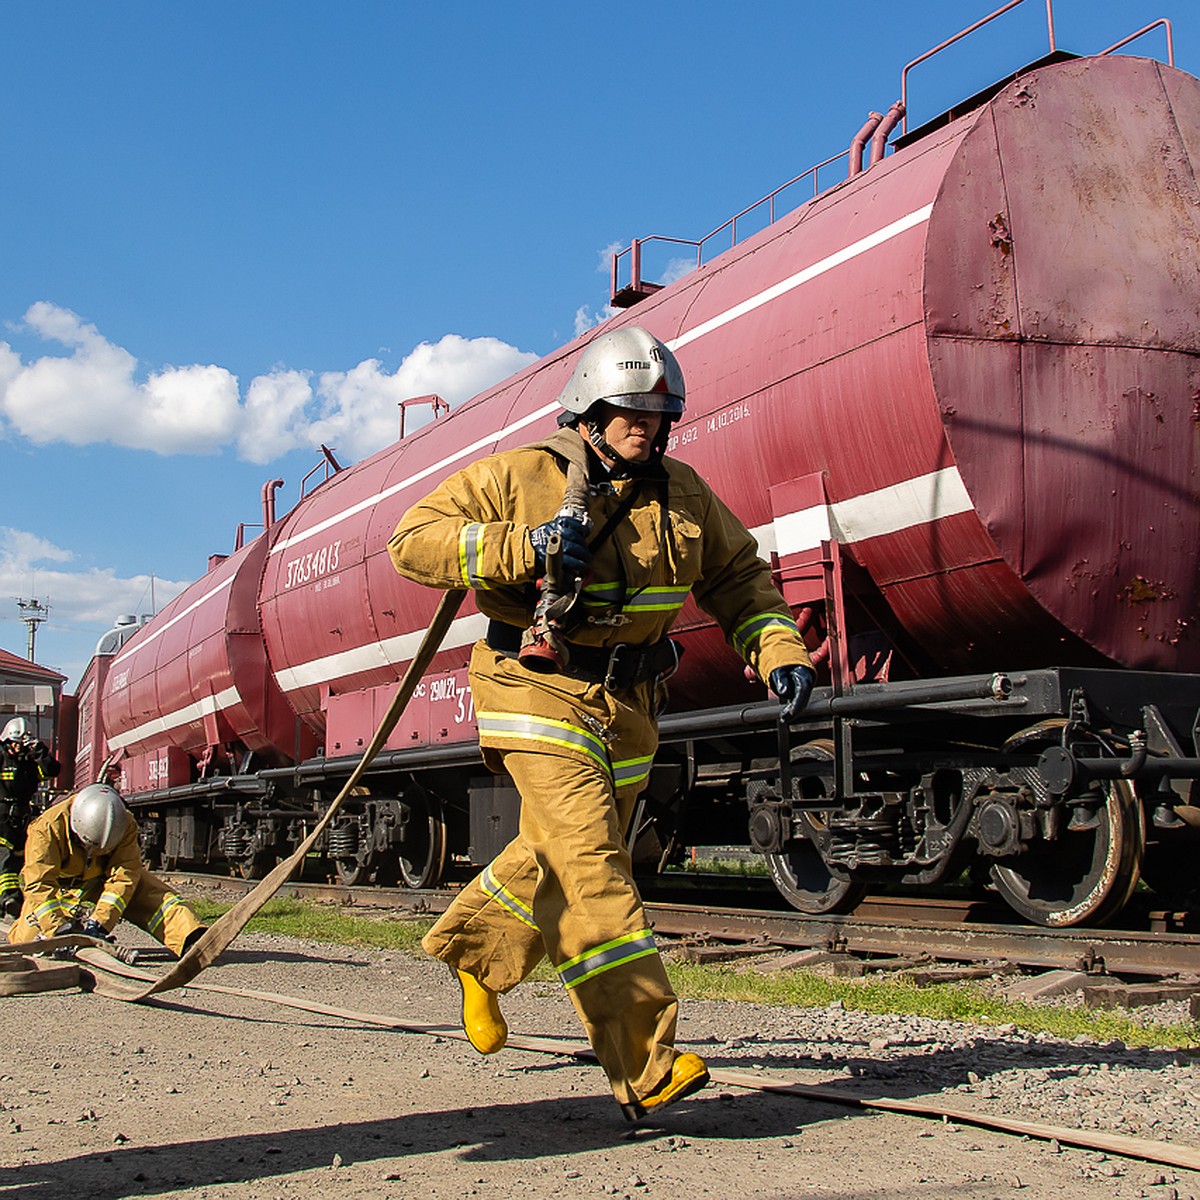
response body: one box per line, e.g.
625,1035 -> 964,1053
87,588 -> 467,1003
62,942 -> 1200,1173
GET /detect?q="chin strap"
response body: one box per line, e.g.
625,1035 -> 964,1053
583,416 -> 672,479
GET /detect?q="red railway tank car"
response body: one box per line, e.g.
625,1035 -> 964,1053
97,15 -> 1200,926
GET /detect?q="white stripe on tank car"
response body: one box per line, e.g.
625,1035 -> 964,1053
753,467 -> 975,558
667,203 -> 934,353
111,575 -> 236,670
272,467 -> 970,697
268,405 -> 559,559
270,203 -> 936,559
105,685 -> 244,752
272,611 -> 489,694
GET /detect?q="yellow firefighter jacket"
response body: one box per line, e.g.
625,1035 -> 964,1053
18,794 -> 143,935
389,426 -> 812,783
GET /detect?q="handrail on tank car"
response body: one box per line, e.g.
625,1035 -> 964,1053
398,393 -> 450,440
901,2 -> 1176,134
611,150 -> 848,300
901,0 -> 1055,135
1099,19 -> 1174,66
300,443 -> 344,500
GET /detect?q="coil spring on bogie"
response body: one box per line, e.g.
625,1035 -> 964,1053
327,823 -> 359,857
219,826 -> 252,858
826,815 -> 900,866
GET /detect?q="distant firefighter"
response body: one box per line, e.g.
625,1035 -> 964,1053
7,783 -> 206,957
0,717 -> 60,918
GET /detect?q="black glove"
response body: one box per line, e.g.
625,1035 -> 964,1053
53,919 -> 83,937
770,664 -> 816,723
79,918 -> 115,943
529,516 -> 591,576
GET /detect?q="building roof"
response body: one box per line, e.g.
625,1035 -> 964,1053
0,646 -> 67,684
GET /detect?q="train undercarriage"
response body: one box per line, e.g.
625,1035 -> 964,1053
124,665 -> 1200,930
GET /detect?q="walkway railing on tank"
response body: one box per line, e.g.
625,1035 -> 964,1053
901,0 -> 1174,134
397,393 -> 449,441
610,150 -> 848,307
612,0 -> 1178,308
299,443 -> 344,501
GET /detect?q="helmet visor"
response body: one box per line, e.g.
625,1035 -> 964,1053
602,392 -> 685,417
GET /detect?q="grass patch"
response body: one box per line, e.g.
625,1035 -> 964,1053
666,961 -> 1200,1050
188,895 -> 1200,1050
189,896 -> 432,955
667,855 -> 769,878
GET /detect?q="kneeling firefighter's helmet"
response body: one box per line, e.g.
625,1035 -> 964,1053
556,327 -> 685,468
70,784 -> 130,854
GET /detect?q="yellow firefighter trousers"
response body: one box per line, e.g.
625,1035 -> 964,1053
8,871 -> 204,957
421,748 -> 678,1106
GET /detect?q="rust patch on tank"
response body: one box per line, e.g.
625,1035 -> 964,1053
988,212 -> 1013,256
1120,575 -> 1178,605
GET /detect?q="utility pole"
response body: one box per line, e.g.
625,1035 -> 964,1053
15,597 -> 49,662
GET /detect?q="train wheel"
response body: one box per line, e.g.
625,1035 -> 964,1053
394,786 -> 447,889
235,849 -> 276,881
334,856 -> 371,887
989,778 -> 1144,927
765,740 -> 867,915
1140,806 -> 1200,908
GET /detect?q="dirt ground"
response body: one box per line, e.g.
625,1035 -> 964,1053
2,928 -> 1199,1200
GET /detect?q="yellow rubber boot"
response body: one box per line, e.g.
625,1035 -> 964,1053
454,966 -> 507,1054
621,1052 -> 710,1121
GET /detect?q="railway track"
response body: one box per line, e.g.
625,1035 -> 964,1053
164,871 -> 1200,985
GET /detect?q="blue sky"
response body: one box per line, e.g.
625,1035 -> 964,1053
1,0 -> 1194,689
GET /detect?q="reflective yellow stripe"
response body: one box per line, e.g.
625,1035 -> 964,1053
557,928 -> 659,988
732,611 -> 801,658
612,755 -> 653,789
458,523 -> 490,590
146,893 -> 184,933
477,712 -> 610,773
480,864 -> 538,930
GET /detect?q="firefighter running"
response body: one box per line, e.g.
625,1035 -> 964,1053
6,783 -> 206,957
0,717 -> 60,918
389,326 -> 816,1120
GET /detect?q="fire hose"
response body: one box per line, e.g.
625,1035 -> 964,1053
7,459 -> 591,1002
65,587 -> 468,1003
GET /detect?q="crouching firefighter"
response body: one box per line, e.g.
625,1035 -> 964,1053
7,783 -> 206,957
388,325 -> 816,1120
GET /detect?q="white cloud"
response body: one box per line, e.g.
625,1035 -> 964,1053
0,526 -> 191,688
662,256 -> 697,285
574,304 -> 619,336
0,303 -> 538,465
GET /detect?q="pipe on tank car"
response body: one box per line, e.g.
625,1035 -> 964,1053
262,478 -> 284,530
848,111 -> 884,177
869,101 -> 906,167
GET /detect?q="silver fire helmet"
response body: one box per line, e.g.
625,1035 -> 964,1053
69,784 -> 130,854
1,717 -> 30,743
556,327 -> 686,422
